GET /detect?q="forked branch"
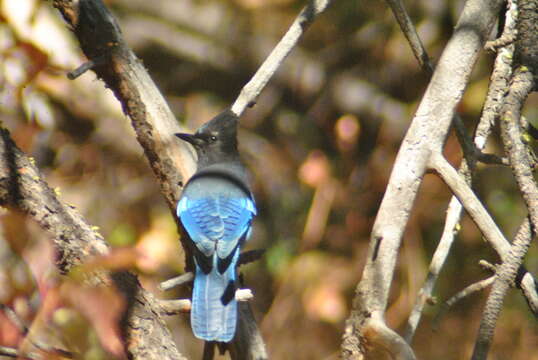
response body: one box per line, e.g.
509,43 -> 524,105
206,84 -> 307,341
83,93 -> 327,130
341,0 -> 505,357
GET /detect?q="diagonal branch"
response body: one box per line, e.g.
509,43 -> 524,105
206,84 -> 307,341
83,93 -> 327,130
51,0 -> 266,358
231,0 -> 333,116
472,5 -> 538,352
404,0 -> 518,342
52,0 -> 196,212
52,0 -> 334,357
434,276 -> 496,327
384,0 -> 433,74
471,216 -> 535,360
0,129 -> 187,359
341,0 -> 505,357
430,153 -> 538,314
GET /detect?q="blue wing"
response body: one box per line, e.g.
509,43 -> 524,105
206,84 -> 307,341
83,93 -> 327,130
178,195 -> 256,260
177,191 -> 256,342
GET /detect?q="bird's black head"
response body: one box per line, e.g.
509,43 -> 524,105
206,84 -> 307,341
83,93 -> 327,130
175,110 -> 239,167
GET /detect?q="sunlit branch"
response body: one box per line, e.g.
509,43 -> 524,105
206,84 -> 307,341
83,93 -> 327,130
159,249 -> 265,291
342,0 -> 505,357
159,272 -> 194,291
159,290 -> 254,316
405,3 -> 517,339
472,216 -> 535,360
430,153 -> 538,314
231,0 -> 333,116
473,8 -> 538,351
363,315 -> 417,360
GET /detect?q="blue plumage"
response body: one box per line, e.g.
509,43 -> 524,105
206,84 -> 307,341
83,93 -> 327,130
175,110 -> 256,342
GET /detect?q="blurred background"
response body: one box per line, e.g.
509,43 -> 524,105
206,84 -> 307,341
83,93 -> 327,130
0,0 -> 537,359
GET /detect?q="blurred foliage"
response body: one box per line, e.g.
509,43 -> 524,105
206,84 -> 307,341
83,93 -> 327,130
0,0 -> 537,359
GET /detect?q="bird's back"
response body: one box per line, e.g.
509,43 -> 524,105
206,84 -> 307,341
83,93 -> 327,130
178,163 -> 256,342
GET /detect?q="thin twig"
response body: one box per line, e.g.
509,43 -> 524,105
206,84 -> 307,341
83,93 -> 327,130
237,249 -> 266,266
160,249 -> 265,291
341,1 -> 505,357
231,0 -> 333,116
67,55 -> 106,79
430,153 -> 538,314
471,216 -> 535,359
384,0 -> 433,73
430,154 -> 507,259
472,16 -> 538,352
159,290 -> 254,315
0,303 -> 29,335
159,272 -> 194,291
453,117 -> 509,166
434,276 -> 496,329
404,0 -> 520,343
478,260 -> 498,273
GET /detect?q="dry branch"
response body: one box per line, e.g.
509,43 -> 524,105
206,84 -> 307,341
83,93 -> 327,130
431,152 -> 538,319
472,4 -> 538,353
51,0 -> 267,358
158,290 -> 254,316
0,128 -> 187,359
434,276 -> 496,328
231,0 -> 333,116
341,0 -> 504,357
472,216 -> 535,359
51,0 -> 333,357
403,0 -> 517,342
363,316 -> 417,360
384,0 -> 433,73
52,0 -> 195,212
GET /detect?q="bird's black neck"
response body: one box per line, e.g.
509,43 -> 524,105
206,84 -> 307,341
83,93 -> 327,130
196,151 -> 241,169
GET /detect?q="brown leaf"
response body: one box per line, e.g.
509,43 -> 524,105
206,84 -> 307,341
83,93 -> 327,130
60,282 -> 126,358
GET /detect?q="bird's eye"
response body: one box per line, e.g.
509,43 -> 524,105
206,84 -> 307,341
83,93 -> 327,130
210,135 -> 217,142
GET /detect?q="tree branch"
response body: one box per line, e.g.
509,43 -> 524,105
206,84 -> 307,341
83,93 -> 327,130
434,276 -> 496,328
52,0 -> 339,356
384,0 -> 433,74
341,0 -> 505,357
0,128 -> 187,359
52,0 -> 196,214
231,0 -> 333,116
404,0 -> 518,342
430,153 -> 538,314
363,316 -> 417,360
472,4 -> 538,352
471,216 -> 535,359
158,290 -> 254,316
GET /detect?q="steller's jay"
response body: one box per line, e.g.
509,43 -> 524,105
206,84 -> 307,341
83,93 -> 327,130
175,110 -> 256,342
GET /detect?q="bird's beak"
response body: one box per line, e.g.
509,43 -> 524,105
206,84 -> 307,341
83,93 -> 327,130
175,133 -> 200,147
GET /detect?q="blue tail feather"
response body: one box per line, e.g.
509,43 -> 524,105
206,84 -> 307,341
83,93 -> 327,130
191,256 -> 238,342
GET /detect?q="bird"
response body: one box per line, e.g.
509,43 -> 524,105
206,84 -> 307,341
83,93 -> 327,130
175,110 -> 256,342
